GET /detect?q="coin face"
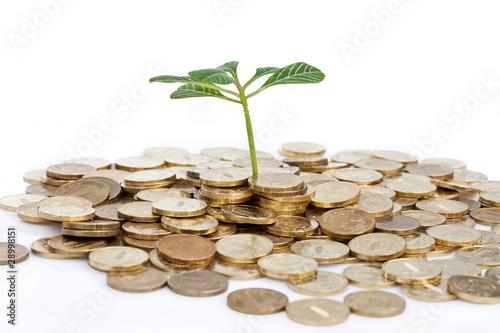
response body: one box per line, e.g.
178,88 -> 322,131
404,233 -> 436,253
167,271 -> 228,297
426,225 -> 482,247
152,198 -> 207,217
360,185 -> 396,200
287,271 -> 348,296
343,263 -> 397,289
431,259 -> 481,279
402,210 -> 446,229
311,182 -> 360,208
394,197 -> 418,210
46,163 -> 96,180
83,169 -> 131,184
0,194 -> 48,212
452,169 -> 487,184
330,150 -> 372,164
480,190 -> 500,207
372,150 -> 418,165
485,267 -> 500,282
381,258 -> 441,284
470,180 -> 500,192
432,187 -> 460,200
38,196 -> 95,222
280,142 -> 326,157
23,169 -> 47,184
375,214 -> 421,235
164,153 -> 212,167
469,207 -> 500,226
257,253 -> 318,280
444,216 -> 476,228
348,193 -> 393,217
248,173 -> 304,193
402,279 -> 457,302
264,217 -> 318,237
208,258 -> 262,280
122,222 -> 171,240
455,246 -> 500,268
56,180 -> 110,207
149,249 -> 207,275
26,183 -> 58,197
88,246 -> 149,272
48,236 -> 107,256
30,237 -> 80,259
386,180 -> 436,198
329,168 -> 383,185
117,201 -> 160,222
405,164 -> 453,180
425,244 -> 455,258
123,169 -> 176,187
115,156 -> 165,171
319,208 -> 375,239
107,267 -> 168,293
94,203 -> 125,221
291,240 -> 349,263
221,205 -> 276,225
65,158 -> 112,170
161,215 -> 218,235
344,290 -> 405,317
447,275 -> 500,304
215,234 -> 273,263
348,233 -> 406,261
479,230 -> 500,246
227,288 -> 288,314
354,158 -> 403,175
199,167 -> 253,187
16,202 -> 51,223
286,298 -> 350,326
157,234 -> 215,265
420,158 -> 466,170
0,242 -> 29,265
416,199 -> 469,218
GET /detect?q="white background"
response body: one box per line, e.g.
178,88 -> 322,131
1,0 -> 500,332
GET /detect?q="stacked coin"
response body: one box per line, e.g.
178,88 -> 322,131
121,169 -> 176,194
42,163 -> 97,186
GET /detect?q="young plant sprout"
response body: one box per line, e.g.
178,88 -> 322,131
150,61 -> 325,175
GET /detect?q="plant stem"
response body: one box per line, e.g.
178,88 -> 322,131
238,90 -> 258,175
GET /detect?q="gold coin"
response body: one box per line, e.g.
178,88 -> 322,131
372,150 -> 418,165
348,233 -> 406,261
123,169 -> 176,187
291,240 -> 349,263
121,181 -> 173,194
41,174 -> 72,186
199,167 -> 253,187
287,270 -> 348,296
209,258 -> 263,280
200,185 -> 253,200
83,169 -> 131,184
282,156 -> 328,167
0,242 -> 29,265
0,193 -> 47,212
221,205 -> 276,225
226,288 -> 288,315
405,164 -> 453,180
161,215 -> 218,235
143,147 -> 188,158
455,246 -> 500,268
416,199 -> 468,218
300,162 -> 348,173
30,237 -> 80,259
420,157 -> 466,170
62,228 -> 120,237
331,150 -> 372,164
286,298 -> 350,326
152,197 -> 207,217
360,185 -> 396,200
328,168 -> 383,185
204,223 -> 237,242
65,157 -> 112,170
201,147 -> 241,159
248,173 -> 304,193
426,225 -> 481,247
386,180 -> 436,198
117,201 -> 160,222
319,208 -> 375,239
94,203 -> 125,221
404,233 -> 436,253
425,244 -> 455,258
257,253 -> 318,280
26,183 -> 58,197
485,267 -> 500,282
392,203 -> 402,214
300,172 -> 337,184
381,258 -> 441,284
344,290 -> 405,317
452,169 -> 487,184
38,196 -> 95,222
136,188 -> 190,202
115,156 -> 165,171
447,275 -> 500,304
264,216 -> 318,237
444,216 -> 476,228
123,221 -> 171,240
431,179 -> 474,192
195,190 -> 251,207
48,235 -> 107,257
16,202 -> 51,223
88,246 -> 148,271
56,180 -> 110,207
124,236 -> 157,251
149,248 -> 207,275
244,166 -> 293,175
280,142 -> 326,157
402,280 -> 457,302
63,219 -> 120,230
458,196 -> 481,210
164,153 -> 212,167
432,187 -> 460,200
46,163 -> 96,180
220,150 -> 273,161
215,233 -> 273,263
107,267 -> 168,293
479,190 -> 500,207
167,271 -> 228,297
431,259 -> 481,278
493,224 -> 500,235
311,181 -> 360,208
354,158 -> 403,175
233,157 -> 283,168
402,210 -> 446,229
394,197 -> 418,210
375,214 -> 421,235
470,180 -> 500,192
348,193 -> 393,217
23,169 -> 46,184
81,177 -> 121,203
197,161 -> 235,169
479,230 -> 500,246
343,263 -> 397,289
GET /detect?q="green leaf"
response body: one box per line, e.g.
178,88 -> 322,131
188,68 -> 235,85
259,62 -> 325,90
170,84 -> 225,99
149,75 -> 198,83
253,67 -> 279,80
217,61 -> 239,79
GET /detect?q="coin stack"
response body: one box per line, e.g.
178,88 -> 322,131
121,169 -> 176,194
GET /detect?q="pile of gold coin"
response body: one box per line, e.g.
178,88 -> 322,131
2,143 -> 500,327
